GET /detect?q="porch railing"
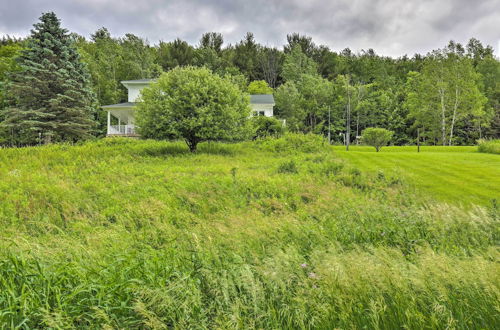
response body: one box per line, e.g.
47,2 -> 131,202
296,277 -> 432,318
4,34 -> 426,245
108,124 -> 136,135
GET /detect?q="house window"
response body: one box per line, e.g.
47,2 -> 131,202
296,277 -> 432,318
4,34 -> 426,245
253,111 -> 265,116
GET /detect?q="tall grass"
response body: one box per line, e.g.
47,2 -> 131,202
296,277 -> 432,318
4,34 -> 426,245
0,136 -> 498,328
478,139 -> 500,154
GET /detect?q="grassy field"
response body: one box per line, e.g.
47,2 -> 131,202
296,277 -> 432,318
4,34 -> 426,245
0,136 -> 498,328
333,145 -> 500,207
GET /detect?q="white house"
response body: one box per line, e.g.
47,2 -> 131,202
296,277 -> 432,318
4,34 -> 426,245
102,79 -> 275,137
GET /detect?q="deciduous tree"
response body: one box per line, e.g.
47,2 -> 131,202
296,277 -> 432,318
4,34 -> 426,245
136,67 -> 251,152
247,80 -> 273,94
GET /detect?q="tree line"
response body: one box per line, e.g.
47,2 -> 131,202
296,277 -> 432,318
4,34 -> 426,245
0,12 -> 498,146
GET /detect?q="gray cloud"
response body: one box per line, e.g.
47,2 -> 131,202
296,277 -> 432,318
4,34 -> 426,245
1,0 -> 499,57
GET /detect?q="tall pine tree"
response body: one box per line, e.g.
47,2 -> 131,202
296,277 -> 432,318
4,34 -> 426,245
2,12 -> 96,145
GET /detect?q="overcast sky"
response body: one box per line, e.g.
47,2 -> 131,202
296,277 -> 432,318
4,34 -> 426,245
1,0 -> 499,57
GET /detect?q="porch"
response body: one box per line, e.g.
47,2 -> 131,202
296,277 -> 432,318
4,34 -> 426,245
102,102 -> 139,137
107,124 -> 137,136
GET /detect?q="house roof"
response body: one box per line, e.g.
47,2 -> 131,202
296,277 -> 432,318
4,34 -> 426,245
121,79 -> 157,84
250,94 -> 274,104
102,102 -> 137,109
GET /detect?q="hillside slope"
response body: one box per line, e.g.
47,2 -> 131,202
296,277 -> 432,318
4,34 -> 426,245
0,137 -> 498,328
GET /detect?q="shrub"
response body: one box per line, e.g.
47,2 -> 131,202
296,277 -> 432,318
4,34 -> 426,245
361,127 -> 394,152
477,139 -> 500,154
251,116 -> 285,139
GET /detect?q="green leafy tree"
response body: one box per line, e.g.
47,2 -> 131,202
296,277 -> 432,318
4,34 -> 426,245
296,74 -> 334,132
136,66 -> 251,152
157,38 -> 194,70
405,45 -> 487,145
284,33 -> 317,58
193,47 -> 223,72
120,34 -> 160,79
0,42 -> 23,114
282,45 -> 317,82
475,55 -> 500,138
274,81 -> 303,130
361,127 -> 394,151
247,80 -> 273,94
275,74 -> 336,134
2,12 -> 97,145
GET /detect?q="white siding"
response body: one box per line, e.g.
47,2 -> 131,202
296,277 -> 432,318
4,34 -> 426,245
251,104 -> 274,117
124,83 -> 150,102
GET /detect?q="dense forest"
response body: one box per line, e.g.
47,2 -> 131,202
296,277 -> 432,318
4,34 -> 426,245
0,16 -> 498,145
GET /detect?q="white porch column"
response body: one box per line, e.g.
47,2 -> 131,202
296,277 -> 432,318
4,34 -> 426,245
118,118 -> 121,133
107,111 -> 111,135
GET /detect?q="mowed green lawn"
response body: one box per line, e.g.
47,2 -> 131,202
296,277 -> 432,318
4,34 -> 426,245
332,145 -> 500,206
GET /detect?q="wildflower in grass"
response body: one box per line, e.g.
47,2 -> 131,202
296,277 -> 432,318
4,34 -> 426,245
300,263 -> 308,268
308,272 -> 318,279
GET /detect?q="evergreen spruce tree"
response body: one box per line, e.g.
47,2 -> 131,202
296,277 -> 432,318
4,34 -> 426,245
2,12 -> 96,144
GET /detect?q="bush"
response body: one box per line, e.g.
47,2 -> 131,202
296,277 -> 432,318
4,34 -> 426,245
251,116 -> 285,139
478,139 -> 500,154
361,127 -> 394,152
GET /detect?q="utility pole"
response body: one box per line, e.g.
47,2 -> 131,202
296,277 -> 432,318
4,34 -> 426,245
328,106 -> 331,145
345,75 -> 351,151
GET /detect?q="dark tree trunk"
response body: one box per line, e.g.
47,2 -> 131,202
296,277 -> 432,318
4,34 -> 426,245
185,138 -> 199,152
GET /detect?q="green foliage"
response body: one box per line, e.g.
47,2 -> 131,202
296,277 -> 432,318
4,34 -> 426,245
281,45 -> 317,82
275,74 -> 336,134
0,19 -> 498,147
0,43 -> 23,81
1,12 -> 97,145
199,32 -> 224,53
2,23 -> 489,146
361,127 -> 394,152
157,38 -> 194,70
477,139 -> 500,154
251,116 -> 284,139
0,42 -> 23,122
405,45 -> 487,145
136,66 -> 251,151
247,80 -> 273,94
0,140 -> 498,328
233,32 -> 259,81
277,159 -> 298,173
67,29 -> 500,144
